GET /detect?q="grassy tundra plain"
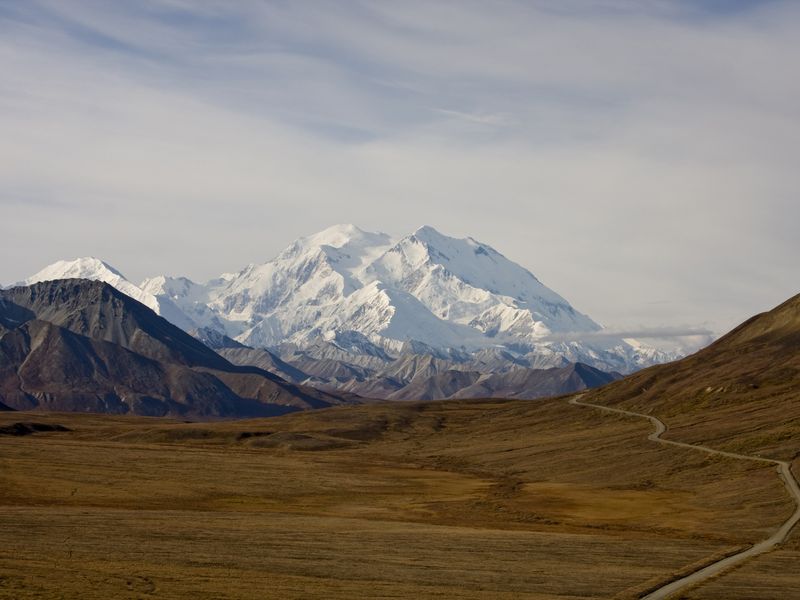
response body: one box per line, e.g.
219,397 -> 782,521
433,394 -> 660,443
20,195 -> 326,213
1,396 -> 797,599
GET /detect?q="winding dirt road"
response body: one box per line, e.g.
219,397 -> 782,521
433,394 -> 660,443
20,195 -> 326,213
568,395 -> 800,600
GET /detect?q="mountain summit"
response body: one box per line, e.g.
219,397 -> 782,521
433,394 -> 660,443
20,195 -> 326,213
24,257 -> 194,330
22,226 -> 673,373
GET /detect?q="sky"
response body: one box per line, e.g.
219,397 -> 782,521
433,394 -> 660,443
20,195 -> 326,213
1,0 -> 798,339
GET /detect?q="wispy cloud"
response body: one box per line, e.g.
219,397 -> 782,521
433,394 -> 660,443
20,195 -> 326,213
540,326 -> 716,343
433,109 -> 510,127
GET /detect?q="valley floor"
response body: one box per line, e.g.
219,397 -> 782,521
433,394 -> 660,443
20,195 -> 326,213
1,398 -> 798,599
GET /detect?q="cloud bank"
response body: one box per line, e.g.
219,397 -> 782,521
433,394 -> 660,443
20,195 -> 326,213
1,0 -> 798,335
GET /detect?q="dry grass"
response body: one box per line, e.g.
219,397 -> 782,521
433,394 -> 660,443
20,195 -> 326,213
578,295 -> 800,597
0,397 -> 796,599
584,295 -> 800,465
681,547 -> 800,600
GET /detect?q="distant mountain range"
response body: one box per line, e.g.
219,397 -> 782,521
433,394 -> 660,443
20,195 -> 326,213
20,226 -> 679,396
7,226 -> 792,416
213,340 -> 621,401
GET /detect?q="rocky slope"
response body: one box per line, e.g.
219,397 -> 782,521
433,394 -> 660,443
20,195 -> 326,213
217,343 -> 621,401
0,280 -> 353,418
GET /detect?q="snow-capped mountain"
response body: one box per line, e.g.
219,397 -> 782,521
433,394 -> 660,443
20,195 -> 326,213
20,225 -> 677,373
23,258 -> 196,330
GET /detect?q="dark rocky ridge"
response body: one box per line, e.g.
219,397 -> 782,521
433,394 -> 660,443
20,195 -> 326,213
0,280 -> 354,419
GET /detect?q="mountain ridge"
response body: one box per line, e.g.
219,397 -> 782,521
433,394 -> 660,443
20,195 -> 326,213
21,225 -> 679,376
0,279 -> 354,418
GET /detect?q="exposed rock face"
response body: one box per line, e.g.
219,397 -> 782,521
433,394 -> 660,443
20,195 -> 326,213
219,343 -> 621,401
0,280 -> 354,419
